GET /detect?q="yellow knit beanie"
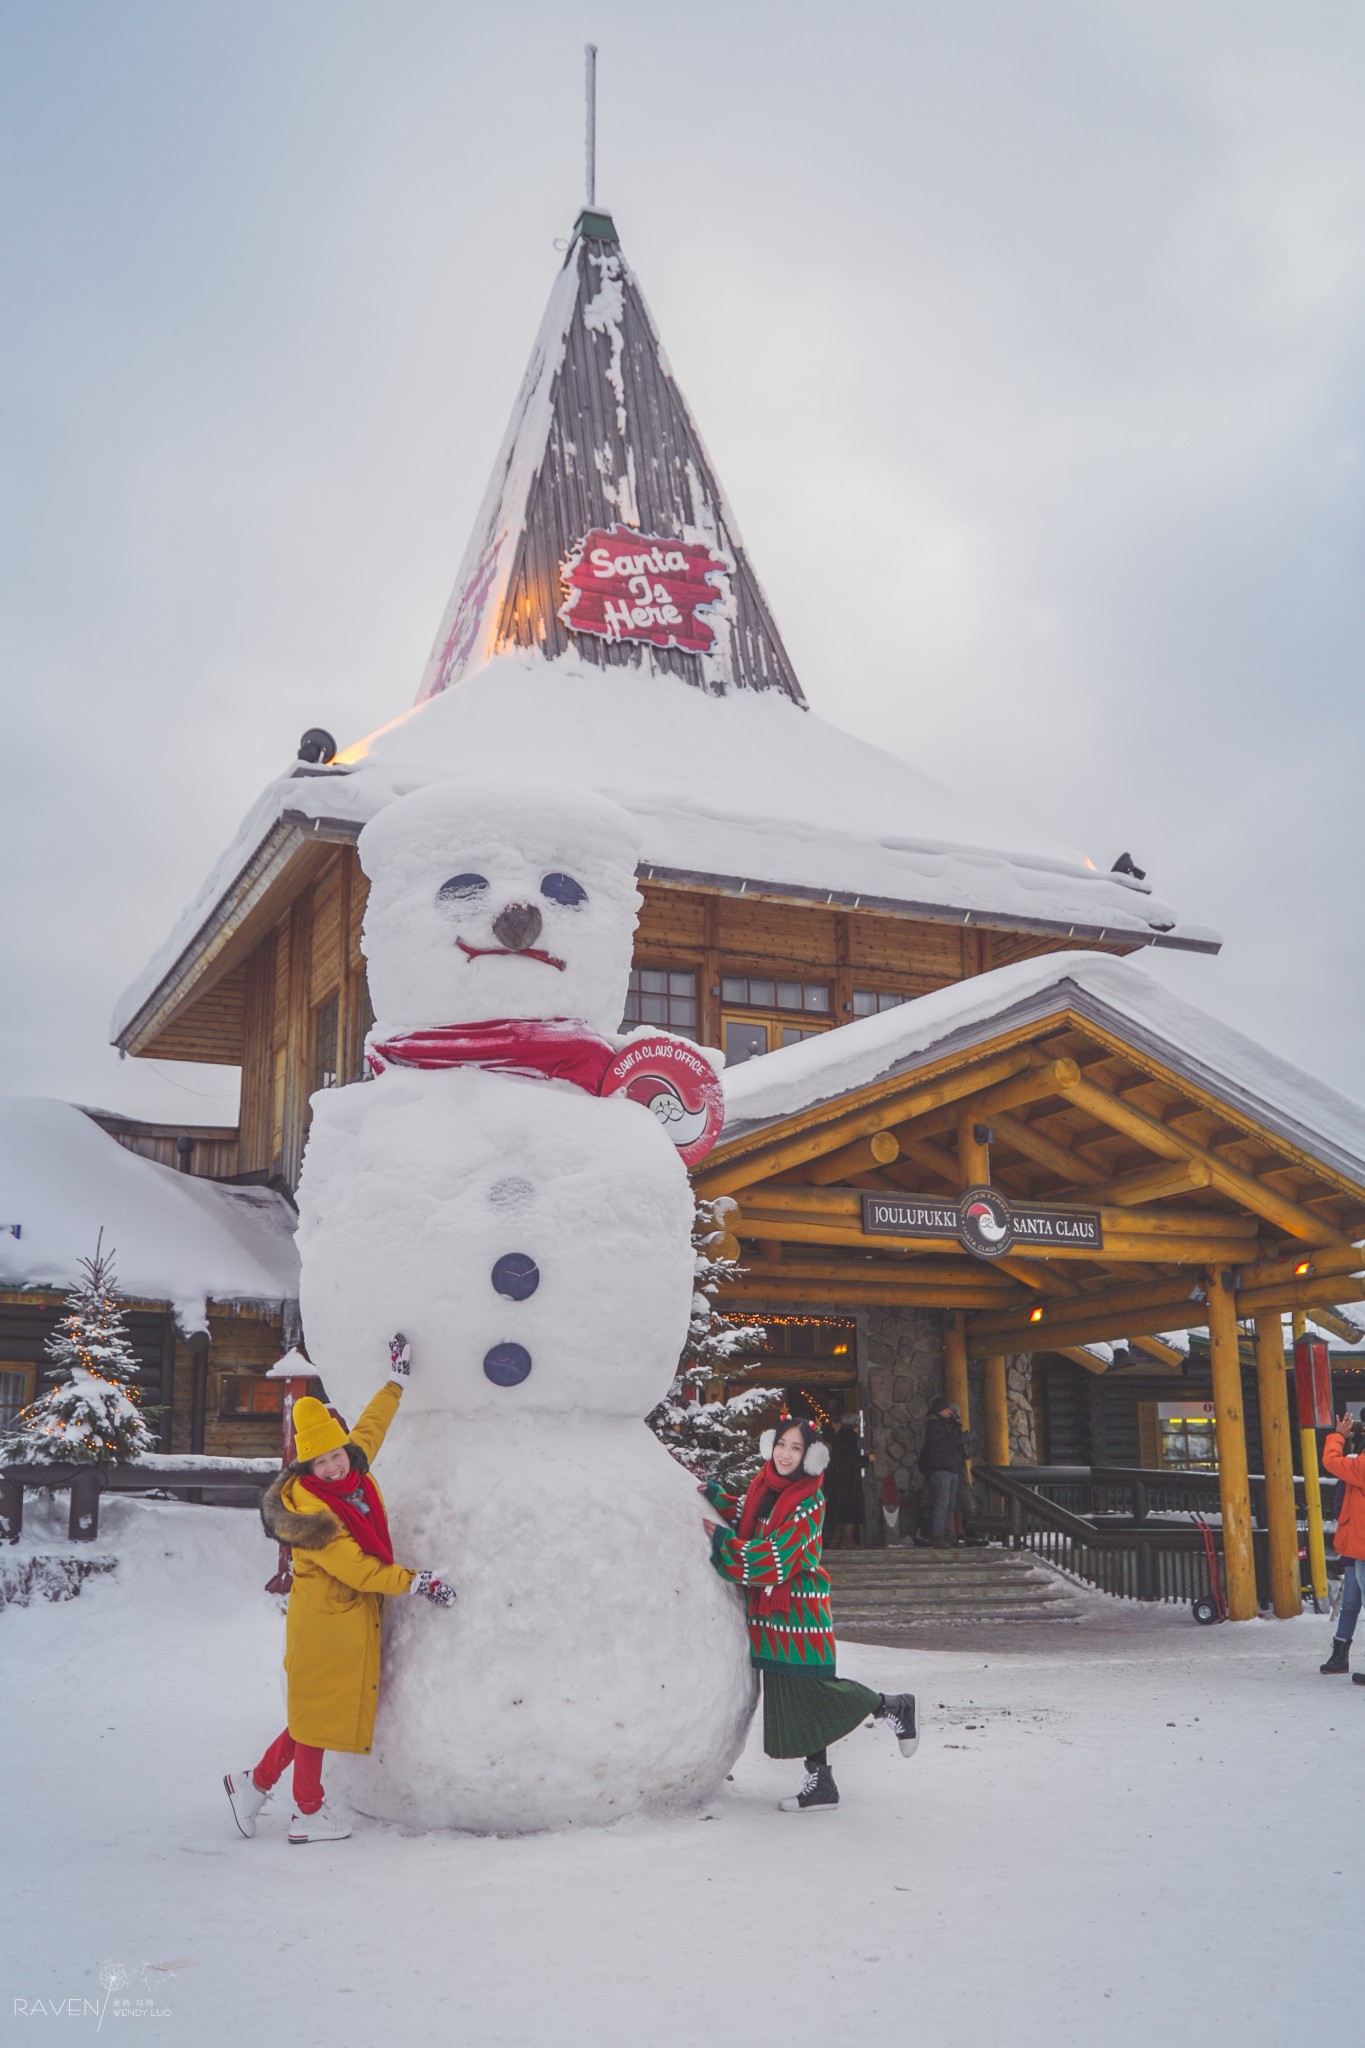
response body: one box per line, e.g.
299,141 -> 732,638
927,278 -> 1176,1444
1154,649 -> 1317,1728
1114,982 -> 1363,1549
293,1396 -> 348,1463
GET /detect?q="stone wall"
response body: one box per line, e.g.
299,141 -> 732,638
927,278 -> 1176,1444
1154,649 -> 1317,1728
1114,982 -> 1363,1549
856,1305 -> 945,1542
1006,1354 -> 1038,1463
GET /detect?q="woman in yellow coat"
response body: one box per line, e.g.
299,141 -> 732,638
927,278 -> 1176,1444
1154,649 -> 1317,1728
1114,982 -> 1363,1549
224,1336 -> 456,1844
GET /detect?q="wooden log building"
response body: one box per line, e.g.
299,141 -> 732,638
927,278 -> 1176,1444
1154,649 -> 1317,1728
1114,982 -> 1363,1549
19,203 -> 1361,1618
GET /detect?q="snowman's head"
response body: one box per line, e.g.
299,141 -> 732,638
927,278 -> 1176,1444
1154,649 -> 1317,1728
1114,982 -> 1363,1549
358,776 -> 642,1035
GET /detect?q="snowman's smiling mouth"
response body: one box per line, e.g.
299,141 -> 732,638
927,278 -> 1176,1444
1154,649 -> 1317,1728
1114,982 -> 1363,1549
456,940 -> 567,971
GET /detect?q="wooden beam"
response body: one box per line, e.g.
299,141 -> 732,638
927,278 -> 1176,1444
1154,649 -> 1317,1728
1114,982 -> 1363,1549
984,1355 -> 1010,1464
734,1210 -> 1259,1265
1130,1335 -> 1185,1367
950,1057 -> 1082,1121
984,1108 -> 1108,1187
1056,1345 -> 1112,1376
805,1131 -> 900,1186
1206,1273 -> 1258,1621
957,1102 -> 991,1188
885,1133 -> 960,1184
973,1275 -> 1208,1343
1232,1273 -> 1365,1319
1057,1070 -> 1350,1247
1238,1240 -> 1365,1292
944,1314 -> 971,1432
1080,1158 -> 1215,1207
695,1047 -> 1039,1195
1306,1306 -> 1365,1345
721,1279 -> 1017,1310
729,1184 -> 1257,1236
1252,1311 -> 1300,1619
733,1257 -> 1019,1295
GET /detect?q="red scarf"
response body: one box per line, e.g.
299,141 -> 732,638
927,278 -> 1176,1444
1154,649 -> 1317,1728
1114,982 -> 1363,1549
299,1470 -> 395,1566
367,1019 -> 617,1096
736,1461 -> 824,1616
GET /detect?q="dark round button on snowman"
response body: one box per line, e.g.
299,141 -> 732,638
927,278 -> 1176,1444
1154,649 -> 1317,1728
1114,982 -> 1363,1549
295,775 -> 752,1833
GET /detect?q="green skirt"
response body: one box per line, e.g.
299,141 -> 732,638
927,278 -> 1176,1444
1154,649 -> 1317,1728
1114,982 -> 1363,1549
761,1665 -> 882,1759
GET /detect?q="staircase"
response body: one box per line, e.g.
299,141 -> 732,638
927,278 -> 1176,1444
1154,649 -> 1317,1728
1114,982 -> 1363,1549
824,1543 -> 1083,1639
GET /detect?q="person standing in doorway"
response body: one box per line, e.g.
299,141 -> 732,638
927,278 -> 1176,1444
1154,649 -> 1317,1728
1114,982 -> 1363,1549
918,1398 -> 967,1547
823,1420 -> 865,1548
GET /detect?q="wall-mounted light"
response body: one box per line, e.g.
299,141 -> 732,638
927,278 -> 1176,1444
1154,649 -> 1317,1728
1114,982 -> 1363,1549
1029,1306 -> 1044,1324
1294,1259 -> 1313,1278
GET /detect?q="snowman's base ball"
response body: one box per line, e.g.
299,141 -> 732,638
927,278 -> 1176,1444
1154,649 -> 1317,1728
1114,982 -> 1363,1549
332,1417 -> 757,1833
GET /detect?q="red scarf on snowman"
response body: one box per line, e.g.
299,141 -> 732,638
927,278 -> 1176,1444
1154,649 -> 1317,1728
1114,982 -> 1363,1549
367,1018 -> 616,1095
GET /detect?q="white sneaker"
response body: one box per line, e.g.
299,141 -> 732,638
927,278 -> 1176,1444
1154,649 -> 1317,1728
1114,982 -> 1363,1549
288,1801 -> 352,1845
224,1767 -> 269,1839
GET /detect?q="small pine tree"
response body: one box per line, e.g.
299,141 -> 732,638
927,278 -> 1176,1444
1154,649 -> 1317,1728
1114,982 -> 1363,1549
647,1199 -> 784,1491
4,1233 -> 155,1465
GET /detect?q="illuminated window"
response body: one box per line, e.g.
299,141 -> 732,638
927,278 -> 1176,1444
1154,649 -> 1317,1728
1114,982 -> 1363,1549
0,1363 -> 36,1430
852,988 -> 911,1017
219,1376 -> 285,1418
622,967 -> 698,1038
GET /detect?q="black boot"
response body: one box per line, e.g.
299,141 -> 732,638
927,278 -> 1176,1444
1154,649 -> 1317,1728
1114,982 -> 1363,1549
779,1761 -> 839,1812
878,1692 -> 920,1756
1320,1638 -> 1351,1674
1353,1672 -> 1365,1687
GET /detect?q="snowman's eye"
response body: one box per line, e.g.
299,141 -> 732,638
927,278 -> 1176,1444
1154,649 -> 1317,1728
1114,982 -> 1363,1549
437,873 -> 488,903
540,872 -> 586,907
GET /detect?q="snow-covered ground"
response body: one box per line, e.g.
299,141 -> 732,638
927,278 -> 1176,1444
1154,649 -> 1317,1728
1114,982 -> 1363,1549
3,1495 -> 1353,2046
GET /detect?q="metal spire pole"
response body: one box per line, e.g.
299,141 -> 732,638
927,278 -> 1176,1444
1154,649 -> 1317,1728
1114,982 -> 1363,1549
585,43 -> 598,206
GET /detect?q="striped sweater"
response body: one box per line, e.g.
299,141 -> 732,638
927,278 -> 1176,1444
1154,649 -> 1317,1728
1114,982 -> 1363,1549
706,1479 -> 836,1670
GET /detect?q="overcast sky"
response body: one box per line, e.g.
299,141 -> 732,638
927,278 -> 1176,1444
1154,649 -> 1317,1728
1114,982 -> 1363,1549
3,1 -> 1362,1126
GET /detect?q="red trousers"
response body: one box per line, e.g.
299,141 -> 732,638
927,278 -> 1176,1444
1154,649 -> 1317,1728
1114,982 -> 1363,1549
253,1729 -> 325,1814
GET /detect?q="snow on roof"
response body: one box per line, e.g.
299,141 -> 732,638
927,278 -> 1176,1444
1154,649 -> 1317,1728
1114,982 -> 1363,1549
719,949 -> 1365,1192
111,654 -> 1214,1047
0,1098 -> 298,1333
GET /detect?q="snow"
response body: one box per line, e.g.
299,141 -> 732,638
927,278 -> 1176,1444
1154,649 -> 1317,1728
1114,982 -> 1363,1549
720,947 -> 1365,1189
1,1490 -> 1349,2047
357,774 -> 643,1037
110,654 -> 1213,1049
0,1098 -> 298,1332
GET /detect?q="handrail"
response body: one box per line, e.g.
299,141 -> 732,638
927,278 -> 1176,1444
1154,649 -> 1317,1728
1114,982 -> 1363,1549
0,1460 -> 273,1545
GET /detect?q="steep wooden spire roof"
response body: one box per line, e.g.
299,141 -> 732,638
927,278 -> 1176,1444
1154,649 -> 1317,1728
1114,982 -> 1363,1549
415,210 -> 807,707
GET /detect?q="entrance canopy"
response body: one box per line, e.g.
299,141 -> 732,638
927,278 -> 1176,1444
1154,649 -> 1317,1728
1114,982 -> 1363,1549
699,952 -> 1365,1357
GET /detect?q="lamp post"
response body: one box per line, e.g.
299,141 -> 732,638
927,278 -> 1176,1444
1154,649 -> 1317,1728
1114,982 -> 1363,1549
262,1347 -> 312,1595
1293,1318 -> 1332,1608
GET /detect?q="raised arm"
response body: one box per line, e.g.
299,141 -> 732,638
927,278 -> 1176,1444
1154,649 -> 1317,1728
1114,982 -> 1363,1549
348,1382 -> 403,1467
1322,1429 -> 1365,1488
711,1494 -> 824,1590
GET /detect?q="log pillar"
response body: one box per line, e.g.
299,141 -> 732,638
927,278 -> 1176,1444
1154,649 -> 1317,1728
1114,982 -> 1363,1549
1293,1310 -> 1330,1604
956,1104 -> 991,1188
1206,1269 -> 1258,1621
984,1355 -> 1010,1466
944,1312 -> 971,1429
1252,1311 -> 1301,1619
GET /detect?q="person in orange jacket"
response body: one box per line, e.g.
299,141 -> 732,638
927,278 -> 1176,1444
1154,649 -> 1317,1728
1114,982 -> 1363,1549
224,1335 -> 456,1843
1321,1409 -> 1365,1684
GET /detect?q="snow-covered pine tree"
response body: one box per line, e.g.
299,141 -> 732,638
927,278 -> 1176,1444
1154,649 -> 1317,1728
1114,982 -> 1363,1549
647,1199 -> 783,1491
4,1233 -> 155,1465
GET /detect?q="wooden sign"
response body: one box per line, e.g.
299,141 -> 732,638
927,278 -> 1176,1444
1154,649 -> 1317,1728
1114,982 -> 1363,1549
559,524 -> 729,653
861,1186 -> 1104,1261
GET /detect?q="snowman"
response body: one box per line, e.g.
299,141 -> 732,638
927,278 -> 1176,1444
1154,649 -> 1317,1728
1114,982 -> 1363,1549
296,774 -> 756,1832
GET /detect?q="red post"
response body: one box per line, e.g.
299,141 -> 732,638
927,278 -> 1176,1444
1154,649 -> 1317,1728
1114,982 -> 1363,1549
263,1348 -> 312,1595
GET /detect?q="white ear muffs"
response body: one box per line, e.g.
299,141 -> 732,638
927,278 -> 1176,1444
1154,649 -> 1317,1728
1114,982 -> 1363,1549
759,1429 -> 776,1461
803,1441 -> 831,1476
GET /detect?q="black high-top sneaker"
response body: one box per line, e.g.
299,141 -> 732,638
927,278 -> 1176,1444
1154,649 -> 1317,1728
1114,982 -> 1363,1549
880,1692 -> 920,1756
1320,1639 -> 1351,1674
778,1764 -> 839,1812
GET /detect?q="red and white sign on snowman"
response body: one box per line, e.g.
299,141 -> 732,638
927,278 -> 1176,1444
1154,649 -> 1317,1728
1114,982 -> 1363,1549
559,524 -> 730,654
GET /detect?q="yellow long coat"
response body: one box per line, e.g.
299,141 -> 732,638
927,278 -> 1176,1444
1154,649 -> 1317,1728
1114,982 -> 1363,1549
261,1383 -> 416,1753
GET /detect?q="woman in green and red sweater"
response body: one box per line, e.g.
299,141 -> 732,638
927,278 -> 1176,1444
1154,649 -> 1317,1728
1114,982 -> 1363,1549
703,1417 -> 919,1812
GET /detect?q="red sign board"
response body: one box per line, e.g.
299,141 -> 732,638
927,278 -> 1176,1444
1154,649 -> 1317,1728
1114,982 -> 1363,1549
559,524 -> 729,654
1293,1331 -> 1334,1429
599,1034 -> 724,1166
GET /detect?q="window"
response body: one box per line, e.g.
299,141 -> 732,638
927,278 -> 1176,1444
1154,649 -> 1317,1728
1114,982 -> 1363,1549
721,977 -> 829,1015
0,1364 -> 36,1430
219,1376 -> 285,1418
723,1017 -> 827,1066
348,972 -> 375,1081
312,995 -> 340,1093
852,988 -> 911,1017
1149,1401 -> 1218,1472
622,967 -> 698,1038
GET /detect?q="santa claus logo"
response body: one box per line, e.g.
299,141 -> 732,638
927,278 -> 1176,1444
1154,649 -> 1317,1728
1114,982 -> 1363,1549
599,1036 -> 724,1165
957,1186 -> 1014,1260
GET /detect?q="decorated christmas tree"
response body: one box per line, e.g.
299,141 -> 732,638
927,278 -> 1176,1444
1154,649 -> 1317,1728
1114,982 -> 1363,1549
647,1199 -> 782,1491
4,1233 -> 155,1465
